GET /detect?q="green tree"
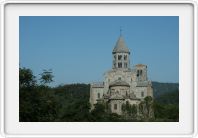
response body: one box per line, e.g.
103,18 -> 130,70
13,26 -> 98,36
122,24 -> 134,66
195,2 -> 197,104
19,67 -> 36,88
19,67 -> 60,122
122,101 -> 137,120
130,104 -> 138,118
144,96 -> 154,118
39,69 -> 54,85
139,96 -> 154,121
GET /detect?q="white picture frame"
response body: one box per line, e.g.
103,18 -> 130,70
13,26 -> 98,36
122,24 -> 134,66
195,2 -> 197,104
0,0 -> 198,138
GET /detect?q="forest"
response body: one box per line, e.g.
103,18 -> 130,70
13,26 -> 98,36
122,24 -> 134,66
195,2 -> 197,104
19,67 -> 179,122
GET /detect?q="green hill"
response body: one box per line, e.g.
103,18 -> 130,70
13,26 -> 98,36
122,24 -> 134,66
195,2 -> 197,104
152,81 -> 179,98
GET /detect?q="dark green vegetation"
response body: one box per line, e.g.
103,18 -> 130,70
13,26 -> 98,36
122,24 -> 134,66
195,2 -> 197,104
152,81 -> 179,97
19,67 -> 179,122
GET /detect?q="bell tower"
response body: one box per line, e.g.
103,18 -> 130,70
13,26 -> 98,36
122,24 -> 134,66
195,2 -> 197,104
112,34 -> 130,70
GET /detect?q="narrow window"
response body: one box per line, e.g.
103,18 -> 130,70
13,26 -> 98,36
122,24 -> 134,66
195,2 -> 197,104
118,55 -> 122,60
140,70 -> 143,75
137,70 -> 140,77
98,93 -> 100,99
124,55 -> 127,60
124,63 -> 127,68
114,63 -> 116,68
114,104 -> 117,110
118,77 -> 121,80
114,55 -> 116,60
118,62 -> 122,68
141,92 -> 144,97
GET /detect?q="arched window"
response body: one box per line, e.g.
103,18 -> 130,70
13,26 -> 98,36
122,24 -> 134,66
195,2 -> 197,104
140,70 -> 143,75
114,55 -> 116,60
98,93 -> 100,99
118,62 -> 122,68
118,55 -> 122,60
124,55 -> 127,60
137,70 -> 140,77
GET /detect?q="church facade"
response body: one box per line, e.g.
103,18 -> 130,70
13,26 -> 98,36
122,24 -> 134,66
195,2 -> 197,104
89,35 -> 153,117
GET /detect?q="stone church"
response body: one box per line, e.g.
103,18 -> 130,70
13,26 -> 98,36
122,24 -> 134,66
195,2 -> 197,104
89,34 -> 153,117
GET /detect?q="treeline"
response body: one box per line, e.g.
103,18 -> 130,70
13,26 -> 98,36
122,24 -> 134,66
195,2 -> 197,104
154,90 -> 179,121
152,81 -> 179,97
19,67 -> 179,122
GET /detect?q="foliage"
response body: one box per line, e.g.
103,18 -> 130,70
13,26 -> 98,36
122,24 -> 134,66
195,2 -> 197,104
122,101 -> 137,119
19,67 -> 36,88
152,81 -> 179,98
155,89 -> 179,104
154,89 -> 179,122
138,96 -> 154,121
39,69 -> 54,85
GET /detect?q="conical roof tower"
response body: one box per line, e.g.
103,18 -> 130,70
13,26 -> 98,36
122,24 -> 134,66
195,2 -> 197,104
112,35 -> 131,70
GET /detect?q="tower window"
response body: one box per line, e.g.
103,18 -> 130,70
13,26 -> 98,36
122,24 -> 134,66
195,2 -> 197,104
137,70 -> 139,77
124,63 -> 127,68
114,104 -> 117,110
140,70 -> 142,75
141,92 -> 144,97
118,62 -> 122,68
98,93 -> 100,99
114,63 -> 116,68
118,55 -> 122,60
124,55 -> 127,60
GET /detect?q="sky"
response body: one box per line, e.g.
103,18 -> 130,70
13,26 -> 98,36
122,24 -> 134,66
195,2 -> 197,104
20,16 -> 179,86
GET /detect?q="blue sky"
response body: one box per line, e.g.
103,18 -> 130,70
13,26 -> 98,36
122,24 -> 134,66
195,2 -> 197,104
20,16 -> 179,86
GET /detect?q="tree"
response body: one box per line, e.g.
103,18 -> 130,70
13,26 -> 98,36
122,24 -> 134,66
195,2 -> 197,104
139,96 -> 154,121
122,101 -> 137,120
144,96 -> 154,118
39,69 -> 54,85
131,104 -> 138,118
19,67 -> 36,88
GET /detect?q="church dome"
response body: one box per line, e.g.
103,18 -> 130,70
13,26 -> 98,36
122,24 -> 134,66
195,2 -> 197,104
113,36 -> 130,54
109,79 -> 130,87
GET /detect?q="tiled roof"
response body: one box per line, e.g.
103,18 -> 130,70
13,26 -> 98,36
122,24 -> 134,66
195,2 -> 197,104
113,36 -> 130,53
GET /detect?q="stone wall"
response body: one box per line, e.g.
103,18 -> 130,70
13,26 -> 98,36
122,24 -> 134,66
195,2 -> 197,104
90,84 -> 104,110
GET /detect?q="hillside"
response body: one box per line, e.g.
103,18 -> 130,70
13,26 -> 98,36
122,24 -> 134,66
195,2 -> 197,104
152,81 -> 179,98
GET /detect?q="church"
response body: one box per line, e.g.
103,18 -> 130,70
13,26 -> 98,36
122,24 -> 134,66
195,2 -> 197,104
89,34 -> 153,117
